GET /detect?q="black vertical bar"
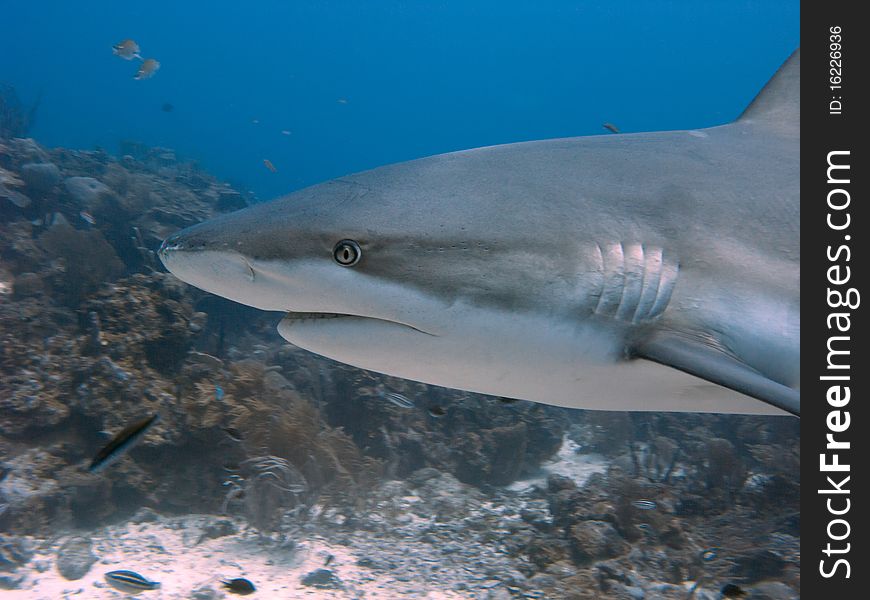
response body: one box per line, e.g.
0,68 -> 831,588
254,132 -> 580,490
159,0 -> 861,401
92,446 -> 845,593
802,2 -> 867,596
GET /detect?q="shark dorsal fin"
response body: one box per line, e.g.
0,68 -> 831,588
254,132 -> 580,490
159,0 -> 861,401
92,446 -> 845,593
736,49 -> 799,137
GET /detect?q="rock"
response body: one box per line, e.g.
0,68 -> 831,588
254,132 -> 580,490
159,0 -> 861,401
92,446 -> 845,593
0,574 -> 25,590
407,467 -> 442,488
746,581 -> 799,600
546,474 -> 577,493
569,521 -> 629,564
732,549 -> 786,583
0,535 -> 33,572
197,519 -> 237,543
130,507 -> 160,523
1,187 -> 31,208
301,568 -> 343,589
21,162 -> 62,193
55,536 -> 97,580
487,588 -> 512,600
63,176 -> 111,206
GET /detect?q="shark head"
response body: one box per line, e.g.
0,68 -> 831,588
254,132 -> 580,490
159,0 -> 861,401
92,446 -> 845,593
159,156 -> 632,407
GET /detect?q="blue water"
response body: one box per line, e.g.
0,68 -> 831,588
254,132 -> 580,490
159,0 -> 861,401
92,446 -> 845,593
1,1 -> 798,201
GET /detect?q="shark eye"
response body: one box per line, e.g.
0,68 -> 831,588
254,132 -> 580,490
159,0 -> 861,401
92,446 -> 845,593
333,240 -> 361,266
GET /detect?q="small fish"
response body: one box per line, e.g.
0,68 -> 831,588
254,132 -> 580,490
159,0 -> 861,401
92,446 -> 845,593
280,130 -> 291,136
700,548 -> 719,562
222,426 -> 243,442
498,397 -> 519,404
282,483 -> 308,494
251,118 -> 260,124
336,98 -> 349,105
105,570 -> 161,592
263,159 -> 277,173
385,392 -> 414,409
88,414 -> 160,473
602,122 -> 620,134
222,578 -> 256,595
161,102 -> 174,113
428,406 -> 447,418
720,584 -> 747,598
79,211 -> 96,225
215,385 -> 225,401
324,554 -> 334,566
112,39 -> 141,60
134,58 -> 160,80
631,499 -> 657,510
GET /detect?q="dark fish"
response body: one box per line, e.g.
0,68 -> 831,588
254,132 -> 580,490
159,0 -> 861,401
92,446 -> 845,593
222,578 -> 256,595
161,102 -> 174,112
631,499 -> 657,510
223,427 -> 243,442
385,392 -> 414,409
105,570 -> 160,592
428,406 -> 447,417
602,122 -> 620,134
263,159 -> 277,173
324,554 -> 334,566
89,414 -> 160,473
720,583 -> 747,597
498,397 -> 518,404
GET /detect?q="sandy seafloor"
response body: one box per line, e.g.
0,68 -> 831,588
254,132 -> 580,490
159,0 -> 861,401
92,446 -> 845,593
5,440 -> 615,600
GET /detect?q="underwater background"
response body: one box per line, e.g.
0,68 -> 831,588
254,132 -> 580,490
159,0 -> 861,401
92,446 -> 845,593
2,1 -> 799,599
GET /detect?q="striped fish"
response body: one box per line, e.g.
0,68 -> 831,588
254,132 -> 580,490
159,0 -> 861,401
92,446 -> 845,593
104,570 -> 161,592
89,414 -> 160,473
631,499 -> 657,511
385,392 -> 414,409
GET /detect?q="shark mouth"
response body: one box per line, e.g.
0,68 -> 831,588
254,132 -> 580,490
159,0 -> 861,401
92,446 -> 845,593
280,311 -> 436,337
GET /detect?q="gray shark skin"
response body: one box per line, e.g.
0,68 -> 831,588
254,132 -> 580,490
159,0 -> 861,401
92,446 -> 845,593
160,50 -> 799,416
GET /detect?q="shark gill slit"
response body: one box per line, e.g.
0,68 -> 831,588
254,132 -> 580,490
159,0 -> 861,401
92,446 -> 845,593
592,243 -> 677,323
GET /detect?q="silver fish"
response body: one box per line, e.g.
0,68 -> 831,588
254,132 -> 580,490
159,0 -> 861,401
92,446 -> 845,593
631,499 -> 657,510
105,570 -> 161,592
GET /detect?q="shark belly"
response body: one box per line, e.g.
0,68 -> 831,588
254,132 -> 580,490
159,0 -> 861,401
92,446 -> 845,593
277,303 -> 785,415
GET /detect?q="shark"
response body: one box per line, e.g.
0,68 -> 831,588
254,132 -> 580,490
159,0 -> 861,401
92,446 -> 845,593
159,49 -> 800,417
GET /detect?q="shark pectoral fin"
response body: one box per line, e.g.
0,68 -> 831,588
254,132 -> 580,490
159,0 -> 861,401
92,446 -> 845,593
632,334 -> 800,417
